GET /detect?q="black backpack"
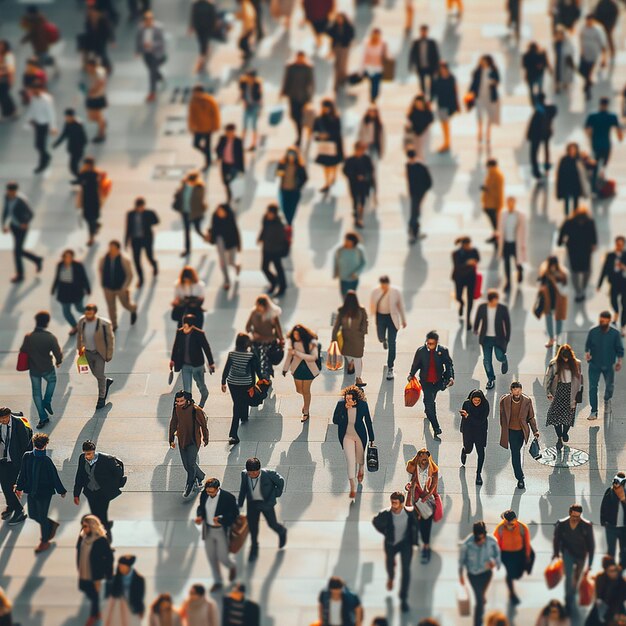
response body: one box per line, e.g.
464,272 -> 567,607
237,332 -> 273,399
114,456 -> 127,489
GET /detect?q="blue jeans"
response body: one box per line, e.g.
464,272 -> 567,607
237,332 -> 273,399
61,299 -> 85,328
481,337 -> 507,381
182,364 -> 209,407
243,104 -> 260,132
562,550 -> 585,609
422,382 -> 440,431
30,369 -> 57,423
340,279 -> 359,298
588,363 -> 615,413
376,313 -> 397,368
366,71 -> 382,102
545,313 -> 562,339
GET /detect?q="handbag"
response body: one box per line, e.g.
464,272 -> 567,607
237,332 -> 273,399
248,379 -> 271,407
16,351 -> 29,372
347,72 -> 364,85
382,57 -> 395,81
415,497 -> 435,519
473,271 -> 483,300
268,104 -> 285,126
529,438 -> 542,460
366,444 -> 379,472
168,369 -> 174,385
267,340 -> 285,366
228,514 -> 249,554
335,329 -> 344,353
404,377 -> 422,407
316,140 -> 337,158
545,557 -> 564,589
575,385 -> 583,404
457,584 -> 471,616
579,574 -> 594,606
433,493 -> 443,522
325,341 -> 343,371
533,291 -> 545,319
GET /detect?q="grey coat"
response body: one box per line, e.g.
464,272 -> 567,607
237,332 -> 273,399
135,23 -> 166,59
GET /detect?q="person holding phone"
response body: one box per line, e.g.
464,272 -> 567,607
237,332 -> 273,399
459,389 -> 489,485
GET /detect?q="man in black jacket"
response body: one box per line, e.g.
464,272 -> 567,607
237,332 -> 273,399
52,108 -> 88,183
408,25 -> 440,98
600,473 -> 626,566
238,457 -> 287,562
597,235 -> 626,332
280,51 -> 315,146
473,290 -> 511,389
73,440 -> 124,539
527,93 -> 557,180
170,314 -> 215,408
189,0 -> 217,73
0,407 -> 32,526
343,141 -> 375,229
408,330 -> 454,438
2,182 -> 43,283
106,554 -> 145,620
258,204 -> 288,297
405,149 -> 432,243
195,477 -> 238,591
124,197 -> 159,288
216,123 -> 245,202
372,491 -> 416,613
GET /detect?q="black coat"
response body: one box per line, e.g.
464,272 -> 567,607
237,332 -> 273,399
460,394 -> 489,449
313,114 -> 344,162
526,105 -> 557,141
196,488 -> 239,537
343,155 -> 374,190
223,597 -> 260,626
53,120 -> 88,154
105,569 -> 145,616
332,399 -> 375,450
3,415 -> 33,464
170,327 -> 214,370
409,38 -> 440,73
452,247 -> 480,282
406,161 -> 432,198
431,75 -> 459,114
598,251 -> 626,289
407,108 -> 434,136
216,136 -> 245,172
124,209 -> 159,246
237,469 -> 284,510
522,49 -> 549,81
473,303 -> 511,350
558,213 -> 597,272
76,535 -> 114,581
258,217 -> 287,256
409,344 -> 455,387
556,155 -> 586,199
600,487 -> 626,527
210,211 -> 241,250
327,19 -> 355,47
190,0 -> 217,35
51,261 -> 91,304
73,452 -> 123,501
16,451 -> 66,498
372,508 -> 416,547
2,195 -> 33,226
469,66 -> 500,103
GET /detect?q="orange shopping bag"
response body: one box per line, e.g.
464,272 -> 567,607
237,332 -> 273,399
579,574 -> 594,606
325,341 -> 344,371
544,558 -> 564,589
404,376 -> 422,407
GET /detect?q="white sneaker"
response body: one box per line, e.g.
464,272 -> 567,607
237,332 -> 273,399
386,367 -> 394,380
587,411 -> 598,421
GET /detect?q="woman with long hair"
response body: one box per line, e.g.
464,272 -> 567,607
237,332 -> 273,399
332,290 -> 369,388
172,265 -> 206,328
357,105 -> 385,160
149,593 -> 182,626
544,344 -> 582,450
535,600 -> 571,626
332,385 -> 375,499
451,236 -> 480,331
556,142 -> 590,216
361,28 -> 388,103
537,255 -> 568,348
468,54 -> 501,146
282,324 -> 320,422
245,294 -> 283,378
207,203 -> 241,291
313,98 -> 344,194
276,145 -> 308,226
406,94 -> 434,161
459,389 -> 489,486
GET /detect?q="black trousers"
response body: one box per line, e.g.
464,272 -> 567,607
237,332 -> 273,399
349,182 -> 371,217
262,252 -> 286,292
409,192 -> 425,237
34,123 -> 50,168
422,382 -> 441,431
385,539 -> 413,600
0,461 -> 23,513
247,501 -> 285,546
508,428 -> 524,481
0,82 -> 16,118
530,137 -> 550,177
79,579 -> 101,617
610,285 -> 626,328
417,515 -> 433,544
221,163 -> 238,202
455,275 -> 476,325
11,225 -> 40,277
85,490 -> 112,531
468,570 -> 492,626
289,99 -> 305,145
182,214 -> 203,254
193,132 -> 213,168
228,383 -> 250,438
502,241 -> 522,286
69,150 -> 84,178
131,236 -> 157,283
27,493 -> 53,541
484,207 -> 498,231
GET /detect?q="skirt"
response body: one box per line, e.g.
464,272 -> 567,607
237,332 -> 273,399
293,360 -> 315,381
546,381 -> 575,427
502,548 -> 526,580
86,96 -> 108,110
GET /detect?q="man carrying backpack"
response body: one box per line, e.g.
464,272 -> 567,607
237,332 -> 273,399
73,440 -> 125,540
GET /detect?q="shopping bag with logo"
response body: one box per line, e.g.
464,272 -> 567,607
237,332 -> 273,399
77,354 -> 90,374
325,341 -> 343,371
404,376 -> 422,407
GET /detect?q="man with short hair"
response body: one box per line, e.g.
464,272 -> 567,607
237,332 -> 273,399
317,577 -> 363,626
343,141 -> 375,229
135,11 -> 167,102
237,457 -> 287,562
19,311 -> 62,428
73,440 -> 124,539
370,276 -> 406,380
526,93 -> 557,180
187,84 -> 221,171
585,97 -> 623,188
597,236 -> 626,332
600,472 -> 626,566
25,82 -> 57,173
579,14 -> 608,100
408,25 -> 440,98
52,108 -> 88,183
585,310 -> 624,419
281,51 -> 315,146
481,159 -> 505,246
124,197 -> 159,288
405,149 -> 432,243
215,123 -> 245,202
333,232 -> 366,297
77,303 -> 115,410
99,240 -> 138,331
497,196 -> 526,292
372,491 -> 416,613
169,391 -> 209,499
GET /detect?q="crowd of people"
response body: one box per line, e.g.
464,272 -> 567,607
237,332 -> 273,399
2,0 -> 626,625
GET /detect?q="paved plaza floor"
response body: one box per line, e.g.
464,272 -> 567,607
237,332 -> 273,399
1,0 -> 626,624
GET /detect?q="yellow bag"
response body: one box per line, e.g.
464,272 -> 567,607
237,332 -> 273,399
336,329 -> 344,353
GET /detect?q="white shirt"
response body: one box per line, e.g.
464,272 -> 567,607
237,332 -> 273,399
0,421 -> 12,462
174,281 -> 206,300
27,92 -> 57,129
329,599 -> 342,626
503,211 -> 518,243
559,368 -> 572,384
486,306 -> 497,337
83,319 -> 97,351
204,489 -> 221,526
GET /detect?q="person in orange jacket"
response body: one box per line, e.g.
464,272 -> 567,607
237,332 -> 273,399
187,84 -> 221,171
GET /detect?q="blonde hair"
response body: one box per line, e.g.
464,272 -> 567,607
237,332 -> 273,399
81,514 -> 108,539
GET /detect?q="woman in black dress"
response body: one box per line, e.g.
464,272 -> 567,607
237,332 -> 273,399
431,61 -> 459,153
556,143 -> 590,216
76,157 -> 102,246
459,389 -> 489,485
51,249 -> 91,335
452,236 -> 480,330
313,99 -> 344,195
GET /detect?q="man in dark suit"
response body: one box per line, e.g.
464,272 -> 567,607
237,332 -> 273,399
281,51 -> 315,146
405,149 -> 432,243
216,123 -> 245,202
342,141 -> 375,229
2,182 -> 43,283
52,108 -> 88,183
73,440 -> 124,538
195,477 -> 239,591
124,196 -> 159,288
527,93 -> 557,180
372,491 -> 416,613
408,25 -> 440,98
408,330 -> 455,438
473,290 -> 511,389
598,235 -> 626,331
0,407 -> 32,526
237,457 -> 287,562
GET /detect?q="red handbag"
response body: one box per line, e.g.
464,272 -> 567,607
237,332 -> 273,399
579,575 -> 594,606
16,352 -> 29,372
545,558 -> 564,589
404,377 -> 422,407
473,271 -> 483,300
433,493 -> 444,522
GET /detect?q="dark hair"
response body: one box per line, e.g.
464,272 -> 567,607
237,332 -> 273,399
82,440 -> 97,452
379,275 -> 390,284
600,97 -> 610,107
288,324 -> 317,353
341,384 -> 365,403
0,408 -> 11,418
541,600 -> 568,619
487,158 -> 498,167
191,584 -> 205,596
182,314 -> 196,326
6,182 -> 18,191
390,491 -> 405,503
487,289 -> 499,302
555,343 -> 579,378
602,555 -> 617,570
418,620 -> 441,626
344,232 -> 360,246
205,477 -> 220,489
109,240 -> 121,250
616,236 -> 626,244
372,619 -> 389,626
235,332 -> 251,352
246,457 -> 261,471
175,390 -> 193,403
64,108 -> 76,116
339,290 -> 360,319
426,330 -> 439,342
472,521 -> 487,538
266,203 -> 279,216
151,593 -> 174,615
33,433 -> 49,450
225,123 -> 236,131
134,197 -> 146,207
569,504 -> 583,514
84,157 -> 95,167
328,576 -> 344,590
406,150 -> 416,159
501,509 -> 517,522
510,381 -> 522,390
84,303 -> 98,312
35,311 -> 50,328
600,310 -> 612,320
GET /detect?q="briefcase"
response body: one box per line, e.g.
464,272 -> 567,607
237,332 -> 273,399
366,444 -> 379,472
229,515 -> 249,554
382,57 -> 395,81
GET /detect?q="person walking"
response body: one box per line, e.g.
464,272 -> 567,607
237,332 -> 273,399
237,457 -> 287,562
206,203 -> 241,290
313,99 -> 343,194
235,0 -> 256,62
223,583 -> 260,626
150,594 -> 183,626
332,291 -> 369,388
431,61 -> 459,153
361,28 -> 388,103
585,310 -> 624,419
194,478 -> 239,591
124,197 -> 159,288
168,390 -> 209,499
169,314 -> 215,408
521,42 -> 551,104
342,141 -> 375,228
15,432 -> 66,554
358,105 -> 385,160
2,182 -> 43,283
459,390 -> 489,485
553,26 -> 575,94
215,124 -> 245,202
405,448 -> 440,564
558,206 -> 597,302
473,290 -> 510,389
408,330 -> 454,438
333,232 -> 366,297
585,97 -> 623,187
408,25 -> 440,98
405,149 -> 432,243
332,385 -> 375,500
601,473 -> 626,566
459,521 -> 501,626
99,240 -> 138,332
594,0 -> 619,59
497,196 -> 526,292
84,58 -> 108,143
77,304 -> 115,410
25,82 -> 56,173
0,407 -> 31,527
556,143 -> 590,216
586,556 -> 626,626
172,170 -> 207,257
77,514 -> 114,626
81,5 -> 114,73
276,146 -> 307,227
499,381 -> 539,490
187,85 -> 220,171
405,95 -> 434,161
246,294 -> 283,379
179,584 -> 218,626
544,344 -> 583,450
468,55 -> 501,146
317,577 -> 363,626
136,11 -> 166,102
579,14 -> 607,100
282,325 -> 320,422
481,159 -> 505,246
76,158 -> 104,247
171,266 -> 206,328
302,0 -> 334,47
103,554 -> 145,626
526,93 -> 557,180
370,276 -> 406,380
280,51 -> 314,146
0,40 -> 17,121
452,236 -> 480,330
20,6 -> 56,69
53,108 -> 87,183
239,70 -> 262,151
372,492 -> 415,613
493,510 -> 533,606
188,0 -> 217,74
327,13 -> 355,92
257,204 -> 288,297
598,236 -> 626,333
73,440 -> 124,539
537,256 -> 568,348
553,503 -> 595,610
18,311 -> 62,429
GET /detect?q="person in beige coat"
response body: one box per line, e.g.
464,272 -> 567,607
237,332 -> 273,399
187,85 -> 221,171
98,240 -> 137,332
497,197 -> 527,292
499,381 -> 539,490
482,158 -> 505,247
332,290 -> 368,387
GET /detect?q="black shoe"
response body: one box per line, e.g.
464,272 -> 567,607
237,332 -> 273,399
95,398 -> 105,410
35,257 -> 43,273
433,428 -> 442,439
461,448 -> 467,466
183,484 -> 193,498
400,599 -> 410,613
228,437 -> 240,446
486,378 -> 495,390
274,289 -> 286,298
562,432 -> 569,442
383,339 -> 388,350
248,544 -> 259,561
1,509 -> 13,521
279,528 -> 287,549
501,358 -> 509,375
517,266 -> 523,283
517,479 -> 525,490
556,438 -> 563,451
43,403 -> 53,415
130,311 -> 137,325
104,378 -> 114,400
210,582 -> 223,592
510,593 -> 521,606
36,419 -> 50,429
8,511 -> 27,526
475,473 -> 483,486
